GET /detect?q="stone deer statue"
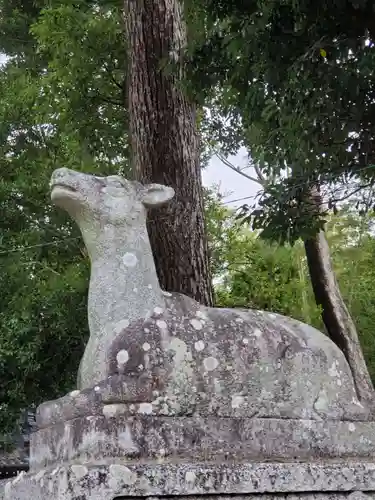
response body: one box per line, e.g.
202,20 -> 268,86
48,167 -> 370,423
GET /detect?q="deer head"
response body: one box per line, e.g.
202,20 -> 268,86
50,168 -> 175,227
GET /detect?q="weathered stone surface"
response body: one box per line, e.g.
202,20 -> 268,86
105,292 -> 370,421
48,168 -> 371,424
117,496 -> 375,500
36,374 -> 154,428
5,461 -> 375,500
29,414 -> 375,471
37,290 -> 371,424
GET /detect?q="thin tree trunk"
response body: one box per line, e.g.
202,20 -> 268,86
304,191 -> 374,406
123,0 -> 213,306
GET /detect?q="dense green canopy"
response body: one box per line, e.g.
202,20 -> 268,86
186,0 -> 375,241
0,0 -> 126,433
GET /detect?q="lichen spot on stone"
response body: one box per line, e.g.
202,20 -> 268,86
328,362 -> 340,378
231,394 -> 245,409
69,390 -> 80,397
103,404 -> 127,418
109,464 -> 137,486
196,310 -> 208,320
116,349 -> 129,365
235,317 -> 244,323
122,252 -> 138,267
142,342 -> 151,352
352,397 -> 364,408
242,338 -> 249,345
71,465 -> 88,480
203,356 -> 219,372
314,389 -> 329,412
156,319 -> 168,331
138,402 -> 153,415
168,337 -> 188,363
253,328 -> 262,337
133,287 -> 138,293
114,319 -> 130,334
153,307 -> 164,317
185,470 -> 196,483
194,340 -> 205,352
348,423 -> 356,432
190,318 -> 203,330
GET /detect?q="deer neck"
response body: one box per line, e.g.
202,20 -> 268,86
80,220 -> 165,343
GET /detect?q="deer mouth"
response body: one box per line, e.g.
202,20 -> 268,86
50,183 -> 81,206
51,183 -> 78,193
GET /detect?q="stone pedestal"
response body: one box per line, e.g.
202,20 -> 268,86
5,413 -> 375,499
5,460 -> 375,499
29,415 -> 375,467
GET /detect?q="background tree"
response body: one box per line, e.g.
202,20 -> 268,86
187,0 -> 375,223
124,0 -> 213,305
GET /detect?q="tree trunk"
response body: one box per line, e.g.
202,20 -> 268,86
304,229 -> 374,405
123,0 -> 213,306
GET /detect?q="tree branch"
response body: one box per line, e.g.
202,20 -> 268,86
215,151 -> 263,185
253,162 -> 266,184
95,94 -> 124,107
103,63 -> 124,91
331,182 -> 374,204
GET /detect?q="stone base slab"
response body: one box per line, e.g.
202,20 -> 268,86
4,461 -> 375,500
30,414 -> 375,470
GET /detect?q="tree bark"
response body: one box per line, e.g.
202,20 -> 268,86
123,0 -> 213,306
304,203 -> 374,406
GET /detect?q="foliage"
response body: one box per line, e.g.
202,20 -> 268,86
31,0 -> 128,167
324,208 -> 375,379
186,0 -> 375,242
0,0 -> 127,434
206,188 -> 322,324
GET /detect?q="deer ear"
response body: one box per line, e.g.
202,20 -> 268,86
141,183 -> 175,207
